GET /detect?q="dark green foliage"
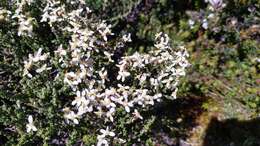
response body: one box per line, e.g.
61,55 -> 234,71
0,0 -> 259,145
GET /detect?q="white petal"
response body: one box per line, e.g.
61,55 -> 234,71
100,129 -> 106,134
76,91 -> 81,97
27,73 -> 33,78
109,116 -> 114,122
125,106 -> 130,113
73,119 -> 79,124
109,132 -> 115,137
32,126 -> 37,131
26,125 -> 31,133
28,115 -> 33,123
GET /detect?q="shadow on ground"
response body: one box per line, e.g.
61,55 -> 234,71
147,96 -> 207,145
147,96 -> 260,146
203,117 -> 260,146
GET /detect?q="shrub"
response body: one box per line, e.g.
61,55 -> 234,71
0,0 -> 189,145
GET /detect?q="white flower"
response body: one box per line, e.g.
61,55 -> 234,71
72,90 -> 89,107
174,68 -> 186,76
85,7 -> 92,13
122,33 -> 132,42
150,77 -> 159,87
115,84 -> 130,98
117,69 -> 130,82
202,19 -> 208,29
138,73 -> 149,83
98,68 -> 108,84
97,21 -> 114,41
104,51 -> 114,62
130,52 -> 145,68
26,115 -> 37,133
97,127 -> 115,139
132,109 -> 143,120
36,64 -> 51,73
155,32 -> 163,40
94,107 -> 104,118
188,19 -> 195,29
23,48 -> 50,78
153,93 -> 162,102
0,8 -> 11,21
77,104 -> 93,116
175,52 -> 190,68
97,138 -> 109,146
17,16 -> 33,37
171,88 -> 178,99
105,108 -> 115,122
154,33 -> 170,50
63,109 -> 79,124
23,60 -> 33,78
114,137 -> 126,144
114,96 -> 133,113
41,11 -> 50,22
96,126 -> 114,146
32,48 -> 48,62
208,13 -> 215,19
101,97 -> 116,109
64,72 -> 82,88
256,58 -> 260,63
55,45 -> 67,56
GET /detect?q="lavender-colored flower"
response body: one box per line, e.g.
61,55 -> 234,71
209,0 -> 223,9
248,5 -> 256,13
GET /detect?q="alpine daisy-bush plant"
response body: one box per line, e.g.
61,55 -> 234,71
0,0 -> 189,145
1,0 -> 259,145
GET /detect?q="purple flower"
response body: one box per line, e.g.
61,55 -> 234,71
209,0 -> 223,9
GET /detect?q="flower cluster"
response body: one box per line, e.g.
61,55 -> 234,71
188,0 -> 226,30
0,8 -> 11,22
11,0 -> 35,36
23,48 -> 51,78
205,0 -> 226,10
17,0 -> 189,145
